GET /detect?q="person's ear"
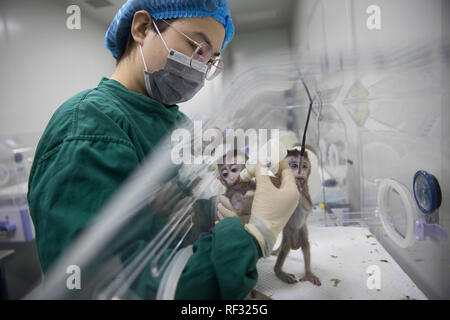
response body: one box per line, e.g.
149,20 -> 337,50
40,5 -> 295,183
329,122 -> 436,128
130,10 -> 153,46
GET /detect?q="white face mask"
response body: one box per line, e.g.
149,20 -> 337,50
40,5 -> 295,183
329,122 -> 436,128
138,21 -> 207,105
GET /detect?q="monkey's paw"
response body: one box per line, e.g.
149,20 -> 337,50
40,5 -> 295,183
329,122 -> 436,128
300,272 -> 321,286
275,271 -> 298,284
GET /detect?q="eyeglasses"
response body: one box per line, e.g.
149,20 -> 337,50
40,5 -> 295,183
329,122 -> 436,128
158,19 -> 224,81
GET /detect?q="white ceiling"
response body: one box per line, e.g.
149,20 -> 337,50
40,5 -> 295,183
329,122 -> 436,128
62,0 -> 295,32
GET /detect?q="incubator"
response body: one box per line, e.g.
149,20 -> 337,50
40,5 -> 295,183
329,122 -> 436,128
0,135 -> 36,243
27,39 -> 449,300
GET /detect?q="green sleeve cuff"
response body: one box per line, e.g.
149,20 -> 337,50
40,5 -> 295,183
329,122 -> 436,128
175,216 -> 261,299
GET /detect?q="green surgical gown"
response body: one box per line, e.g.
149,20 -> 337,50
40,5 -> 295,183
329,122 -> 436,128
27,77 -> 261,300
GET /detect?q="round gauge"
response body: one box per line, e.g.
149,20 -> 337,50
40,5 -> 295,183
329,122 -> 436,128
413,170 -> 442,214
14,152 -> 23,163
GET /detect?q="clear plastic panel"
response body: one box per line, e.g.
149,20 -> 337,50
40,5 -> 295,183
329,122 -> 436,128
28,41 -> 449,299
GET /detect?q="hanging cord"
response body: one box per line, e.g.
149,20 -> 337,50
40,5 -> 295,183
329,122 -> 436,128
296,73 -> 328,224
298,73 -> 315,174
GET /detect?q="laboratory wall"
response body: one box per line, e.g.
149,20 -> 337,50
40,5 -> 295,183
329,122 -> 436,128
0,0 -> 115,138
291,0 -> 449,299
0,0 -> 291,137
0,0 -> 117,298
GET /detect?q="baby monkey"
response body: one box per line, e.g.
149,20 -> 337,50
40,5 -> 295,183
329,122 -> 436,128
273,146 -> 321,286
218,150 -> 273,300
217,150 -> 255,224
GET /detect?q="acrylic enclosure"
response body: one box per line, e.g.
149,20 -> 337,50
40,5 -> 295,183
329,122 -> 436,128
27,37 -> 449,299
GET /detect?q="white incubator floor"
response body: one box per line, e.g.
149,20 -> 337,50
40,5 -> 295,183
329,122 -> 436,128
254,224 -> 428,300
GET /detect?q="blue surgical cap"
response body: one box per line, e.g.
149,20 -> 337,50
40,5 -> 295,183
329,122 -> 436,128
105,0 -> 235,60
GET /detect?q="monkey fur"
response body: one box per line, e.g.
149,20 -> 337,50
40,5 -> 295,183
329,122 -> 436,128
217,150 -> 256,224
217,150 -> 271,300
272,148 -> 321,286
218,147 -> 320,296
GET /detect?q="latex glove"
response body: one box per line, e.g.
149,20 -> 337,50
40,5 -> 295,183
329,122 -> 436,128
244,160 -> 300,257
216,195 -> 238,222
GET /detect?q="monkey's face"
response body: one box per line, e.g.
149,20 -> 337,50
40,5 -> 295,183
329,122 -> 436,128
285,154 -> 311,188
220,163 -> 245,186
218,154 -> 247,187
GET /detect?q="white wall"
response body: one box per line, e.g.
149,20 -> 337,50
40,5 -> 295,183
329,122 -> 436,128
0,0 -> 291,133
226,26 -> 290,81
0,0 -> 115,138
292,0 -> 442,62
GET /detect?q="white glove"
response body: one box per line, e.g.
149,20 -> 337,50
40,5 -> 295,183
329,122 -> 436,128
217,195 -> 238,222
244,160 -> 300,257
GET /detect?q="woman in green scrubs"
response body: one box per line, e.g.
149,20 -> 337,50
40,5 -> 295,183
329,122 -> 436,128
27,0 -> 300,299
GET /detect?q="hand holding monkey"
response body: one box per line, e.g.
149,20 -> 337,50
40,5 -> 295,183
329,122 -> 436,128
244,160 -> 300,258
